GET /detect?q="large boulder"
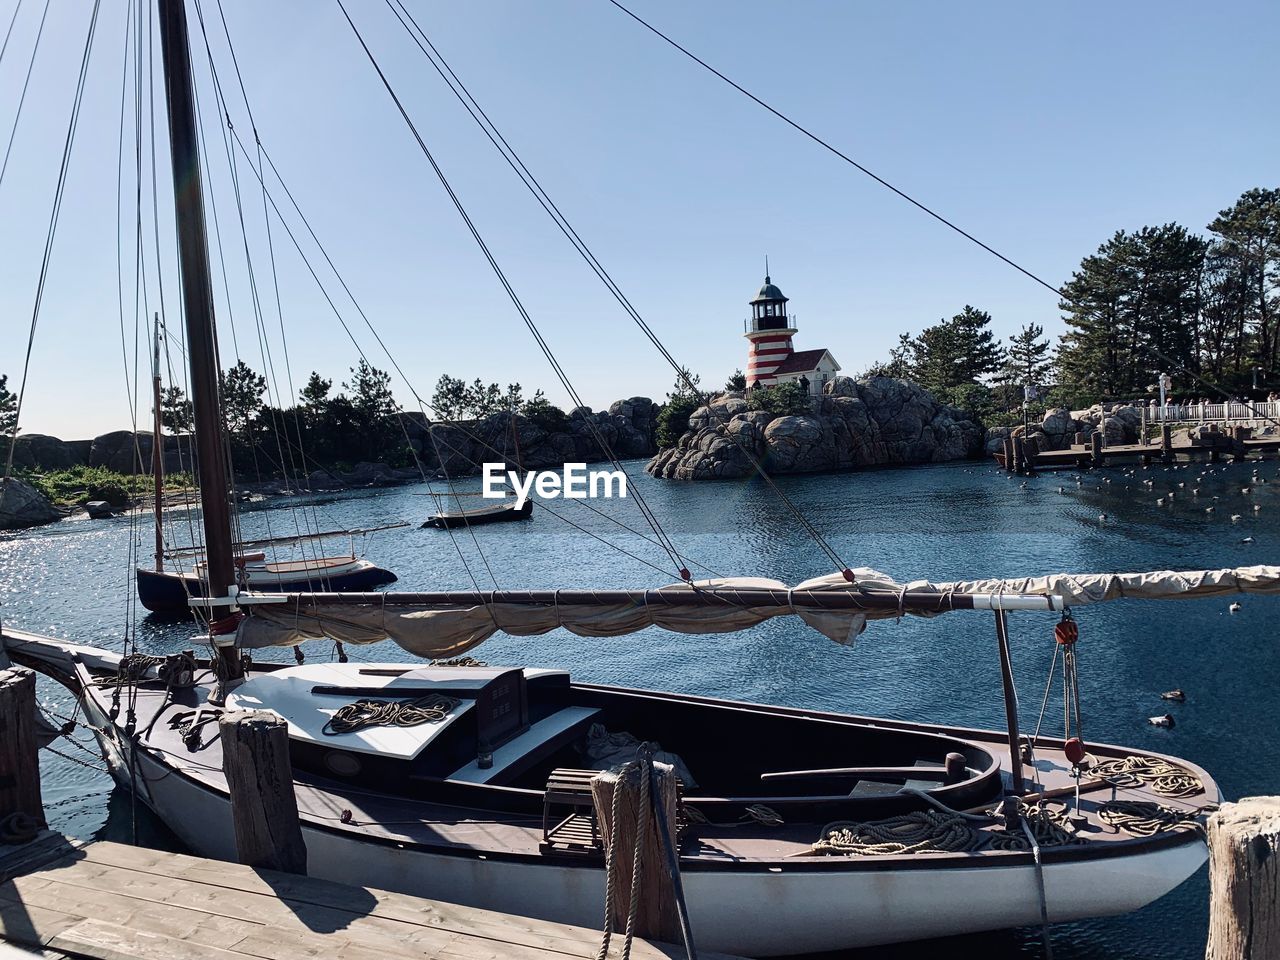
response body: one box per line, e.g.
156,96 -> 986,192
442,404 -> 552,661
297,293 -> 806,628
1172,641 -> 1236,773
647,377 -> 984,480
10,434 -> 84,470
0,478 -> 60,530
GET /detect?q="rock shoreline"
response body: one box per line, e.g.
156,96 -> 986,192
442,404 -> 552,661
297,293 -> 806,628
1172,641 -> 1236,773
646,376 -> 985,480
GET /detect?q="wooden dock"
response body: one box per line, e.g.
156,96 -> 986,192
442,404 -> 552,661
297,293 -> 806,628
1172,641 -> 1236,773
0,832 -> 723,960
997,428 -> 1280,474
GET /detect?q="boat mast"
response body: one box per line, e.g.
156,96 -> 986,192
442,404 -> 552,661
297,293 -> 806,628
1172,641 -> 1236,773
156,0 -> 242,682
150,313 -> 164,573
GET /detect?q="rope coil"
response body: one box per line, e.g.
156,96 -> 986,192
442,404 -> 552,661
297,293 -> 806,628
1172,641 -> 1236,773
321,694 -> 460,736
1089,755 -> 1204,799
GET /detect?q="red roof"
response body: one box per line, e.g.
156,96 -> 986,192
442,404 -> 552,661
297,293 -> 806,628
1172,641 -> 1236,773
771,348 -> 836,375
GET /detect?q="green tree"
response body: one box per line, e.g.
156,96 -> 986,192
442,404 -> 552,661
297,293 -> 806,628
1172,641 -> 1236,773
1055,225 -> 1206,402
299,372 -> 332,412
747,380 -> 810,416
911,306 -> 1003,393
655,366 -> 704,449
220,361 -> 266,435
724,369 -> 747,392
344,359 -> 400,461
159,385 -> 193,433
431,374 -> 467,420
1206,188 -> 1280,379
0,374 -> 18,440
522,391 -> 567,432
994,323 -> 1053,410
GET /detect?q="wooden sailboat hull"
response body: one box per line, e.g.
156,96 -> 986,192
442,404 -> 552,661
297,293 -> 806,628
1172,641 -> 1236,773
136,562 -> 397,614
120,738 -> 1204,955
4,629 -> 1215,956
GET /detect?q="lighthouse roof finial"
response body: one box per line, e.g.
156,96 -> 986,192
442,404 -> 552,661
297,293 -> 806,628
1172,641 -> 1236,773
765,254 -> 770,284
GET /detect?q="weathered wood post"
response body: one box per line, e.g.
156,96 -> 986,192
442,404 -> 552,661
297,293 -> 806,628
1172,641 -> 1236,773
1074,430 -> 1087,447
1011,436 -> 1026,476
1023,435 -> 1039,473
1002,436 -> 1015,473
1161,423 -> 1173,460
1205,797 -> 1280,960
1090,430 -> 1104,466
219,709 -> 307,874
591,761 -> 681,944
0,667 -> 44,835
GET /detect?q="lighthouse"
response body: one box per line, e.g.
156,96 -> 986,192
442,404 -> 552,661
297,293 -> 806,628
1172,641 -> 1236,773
743,273 -> 841,392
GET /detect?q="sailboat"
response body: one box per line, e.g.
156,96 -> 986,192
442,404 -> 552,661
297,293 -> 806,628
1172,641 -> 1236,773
0,1 -> 1259,955
135,308 -> 401,615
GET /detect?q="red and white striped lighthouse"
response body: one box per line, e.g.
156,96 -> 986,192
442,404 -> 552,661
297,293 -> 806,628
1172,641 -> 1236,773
744,274 -> 796,388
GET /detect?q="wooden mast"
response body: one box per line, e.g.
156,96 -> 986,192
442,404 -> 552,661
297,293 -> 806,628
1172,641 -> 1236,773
150,313 -> 164,573
156,0 -> 241,681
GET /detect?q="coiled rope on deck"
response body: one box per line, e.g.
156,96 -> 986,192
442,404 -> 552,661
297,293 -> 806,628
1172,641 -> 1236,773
1098,800 -> 1206,838
321,694 -> 460,736
813,809 -> 983,856
1089,755 -> 1204,799
814,800 -> 1087,856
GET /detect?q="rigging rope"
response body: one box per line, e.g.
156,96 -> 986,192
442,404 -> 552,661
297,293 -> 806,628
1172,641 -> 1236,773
384,0 -> 852,578
606,0 -> 1280,434
336,0 -> 691,581
1,0 -> 101,486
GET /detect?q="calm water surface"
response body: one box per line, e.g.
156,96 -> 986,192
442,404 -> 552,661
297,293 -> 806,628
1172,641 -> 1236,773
3,457 -> 1277,959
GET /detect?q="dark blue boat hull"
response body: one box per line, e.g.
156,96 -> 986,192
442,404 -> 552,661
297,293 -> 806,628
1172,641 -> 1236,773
136,565 -> 397,615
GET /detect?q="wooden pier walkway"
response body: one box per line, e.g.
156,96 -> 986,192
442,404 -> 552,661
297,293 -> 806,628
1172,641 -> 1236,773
997,428 -> 1280,474
0,832 -> 721,960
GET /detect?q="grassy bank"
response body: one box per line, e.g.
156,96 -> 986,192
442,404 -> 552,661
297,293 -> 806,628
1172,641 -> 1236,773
23,465 -> 195,508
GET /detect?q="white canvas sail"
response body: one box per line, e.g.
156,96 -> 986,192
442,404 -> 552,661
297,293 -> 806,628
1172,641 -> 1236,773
232,564 -> 1280,658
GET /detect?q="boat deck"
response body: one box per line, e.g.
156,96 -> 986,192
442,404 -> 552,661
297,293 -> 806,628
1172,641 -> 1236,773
0,833 -> 729,960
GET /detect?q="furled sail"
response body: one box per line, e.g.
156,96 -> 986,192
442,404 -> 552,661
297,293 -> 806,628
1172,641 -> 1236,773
233,564 -> 1280,658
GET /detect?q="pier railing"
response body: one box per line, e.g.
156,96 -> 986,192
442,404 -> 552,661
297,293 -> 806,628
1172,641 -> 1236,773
1143,400 -> 1280,424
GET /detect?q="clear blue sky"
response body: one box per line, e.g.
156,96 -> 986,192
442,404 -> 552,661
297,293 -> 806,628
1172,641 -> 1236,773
3,0 -> 1276,439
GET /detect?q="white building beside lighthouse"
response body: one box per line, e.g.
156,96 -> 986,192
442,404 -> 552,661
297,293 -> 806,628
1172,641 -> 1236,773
743,274 -> 840,394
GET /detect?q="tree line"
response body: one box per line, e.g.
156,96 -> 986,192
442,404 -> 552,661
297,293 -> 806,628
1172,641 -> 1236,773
860,187 -> 1279,420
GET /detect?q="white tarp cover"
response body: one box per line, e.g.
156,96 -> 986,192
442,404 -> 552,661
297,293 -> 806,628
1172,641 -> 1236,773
234,564 -> 1280,659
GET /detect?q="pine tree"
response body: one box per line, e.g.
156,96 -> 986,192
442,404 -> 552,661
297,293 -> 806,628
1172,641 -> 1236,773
159,385 -> 193,432
1207,188 -> 1280,379
299,372 -> 331,411
911,306 -> 1003,393
0,374 -> 18,440
219,361 -> 267,435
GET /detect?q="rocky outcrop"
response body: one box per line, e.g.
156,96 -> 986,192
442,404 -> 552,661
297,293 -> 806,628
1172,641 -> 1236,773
0,477 -> 61,530
646,377 -> 984,480
984,403 -> 1144,455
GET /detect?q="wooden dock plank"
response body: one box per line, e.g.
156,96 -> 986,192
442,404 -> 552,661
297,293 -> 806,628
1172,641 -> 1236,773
73,841 -> 685,958
0,839 -> 727,960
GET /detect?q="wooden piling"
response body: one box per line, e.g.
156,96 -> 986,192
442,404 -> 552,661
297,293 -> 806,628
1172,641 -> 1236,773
1011,436 -> 1026,475
1205,797 -> 1280,960
1090,431 -> 1104,465
1161,423 -> 1173,459
1024,435 -> 1039,472
1074,430 -> 1087,446
0,667 -> 44,834
591,761 -> 681,945
219,709 -> 307,874
1002,436 -> 1015,473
